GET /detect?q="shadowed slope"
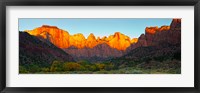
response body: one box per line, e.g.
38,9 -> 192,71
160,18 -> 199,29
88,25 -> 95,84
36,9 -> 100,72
19,32 -> 74,67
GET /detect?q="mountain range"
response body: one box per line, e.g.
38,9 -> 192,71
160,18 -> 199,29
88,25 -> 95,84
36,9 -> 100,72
25,25 -> 138,61
25,25 -> 138,50
20,19 -> 181,64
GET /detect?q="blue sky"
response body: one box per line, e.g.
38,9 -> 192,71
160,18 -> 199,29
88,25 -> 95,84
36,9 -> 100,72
19,18 -> 172,38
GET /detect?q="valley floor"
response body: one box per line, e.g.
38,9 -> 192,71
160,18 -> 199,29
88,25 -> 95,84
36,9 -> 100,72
19,59 -> 181,74
20,67 -> 181,74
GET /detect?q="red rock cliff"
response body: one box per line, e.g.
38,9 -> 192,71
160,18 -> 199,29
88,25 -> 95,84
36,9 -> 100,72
127,18 -> 181,51
26,26 -> 137,50
25,25 -> 70,48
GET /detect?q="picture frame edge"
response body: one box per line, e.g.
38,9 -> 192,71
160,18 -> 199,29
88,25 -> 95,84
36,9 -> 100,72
1,0 -> 200,93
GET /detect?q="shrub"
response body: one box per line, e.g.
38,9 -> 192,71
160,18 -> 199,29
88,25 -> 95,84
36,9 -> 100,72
96,63 -> 105,70
88,65 -> 98,71
63,62 -> 81,71
19,66 -> 29,73
41,68 -> 50,72
28,64 -> 40,73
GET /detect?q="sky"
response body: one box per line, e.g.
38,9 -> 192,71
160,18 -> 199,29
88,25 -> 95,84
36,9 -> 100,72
19,18 -> 172,38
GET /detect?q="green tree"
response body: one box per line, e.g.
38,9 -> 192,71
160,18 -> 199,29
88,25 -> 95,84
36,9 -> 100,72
50,61 -> 63,72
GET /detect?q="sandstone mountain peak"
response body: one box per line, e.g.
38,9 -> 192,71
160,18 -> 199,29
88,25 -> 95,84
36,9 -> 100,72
25,25 -> 138,50
131,38 -> 138,44
25,25 -> 70,48
170,18 -> 181,29
114,32 -> 121,35
87,33 -> 96,40
70,33 -> 86,48
72,33 -> 85,37
42,25 -> 58,29
114,32 -> 121,38
108,32 -> 132,50
145,25 -> 170,34
130,18 -> 181,51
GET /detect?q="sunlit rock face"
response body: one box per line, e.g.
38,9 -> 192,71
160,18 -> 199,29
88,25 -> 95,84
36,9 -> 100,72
26,26 -> 137,51
131,38 -> 138,44
86,33 -> 98,48
25,25 -> 70,48
145,26 -> 170,34
69,33 -> 86,48
107,32 -> 132,50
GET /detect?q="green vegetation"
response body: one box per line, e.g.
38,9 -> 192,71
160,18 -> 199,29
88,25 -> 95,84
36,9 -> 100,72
19,59 -> 181,74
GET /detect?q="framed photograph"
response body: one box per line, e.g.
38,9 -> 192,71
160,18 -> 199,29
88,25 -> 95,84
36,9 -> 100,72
0,0 -> 200,93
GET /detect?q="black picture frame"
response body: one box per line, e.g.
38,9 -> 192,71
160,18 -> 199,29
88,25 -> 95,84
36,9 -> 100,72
0,0 -> 200,93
